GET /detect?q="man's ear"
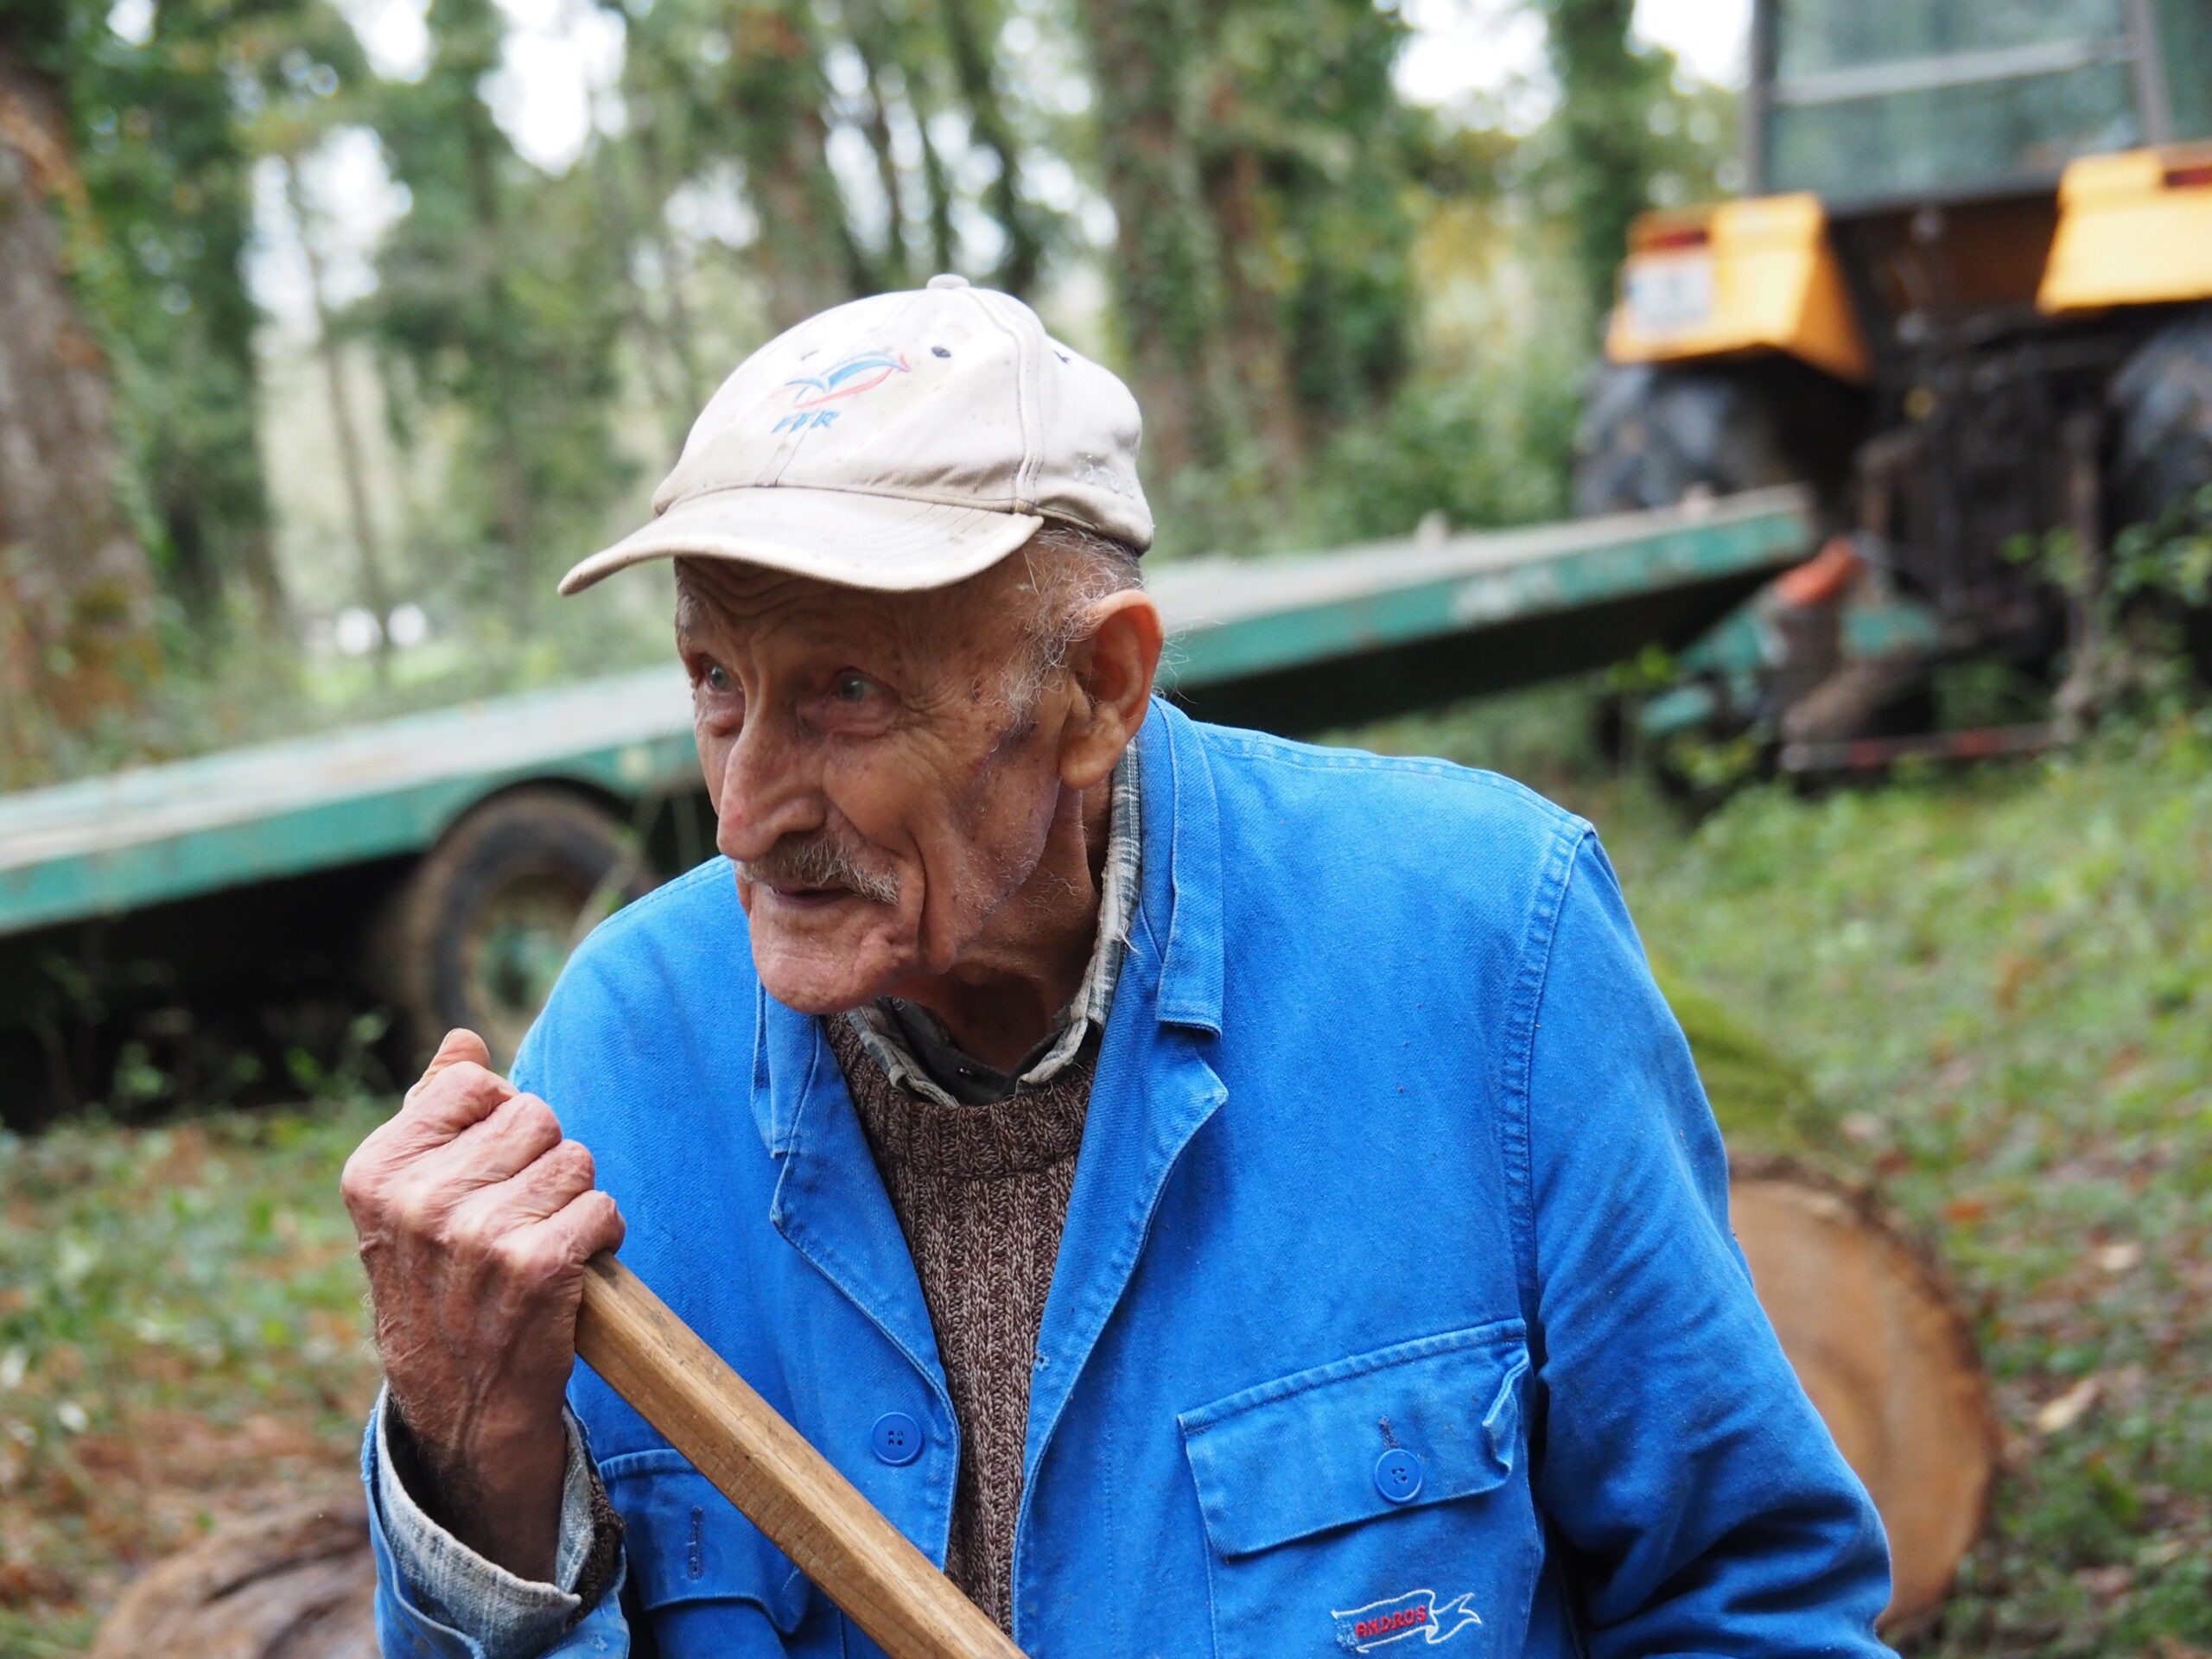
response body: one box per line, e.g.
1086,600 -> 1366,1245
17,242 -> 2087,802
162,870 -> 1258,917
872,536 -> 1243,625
1058,590 -> 1164,791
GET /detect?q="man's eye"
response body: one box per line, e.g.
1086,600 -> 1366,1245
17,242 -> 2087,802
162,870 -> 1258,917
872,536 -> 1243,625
702,664 -> 734,694
832,671 -> 876,703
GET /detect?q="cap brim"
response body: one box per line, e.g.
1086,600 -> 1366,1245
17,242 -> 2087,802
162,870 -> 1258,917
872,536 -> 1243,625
557,486 -> 1046,596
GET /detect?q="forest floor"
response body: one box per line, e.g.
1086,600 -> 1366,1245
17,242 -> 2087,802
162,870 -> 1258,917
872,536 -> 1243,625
3,696 -> 2209,1656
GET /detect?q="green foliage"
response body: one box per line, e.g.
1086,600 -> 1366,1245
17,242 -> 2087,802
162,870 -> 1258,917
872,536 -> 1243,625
608,0 -> 1068,321
1199,0 -> 1421,426
1292,320 -> 1581,546
60,0 -> 365,640
1529,0 -> 1737,329
2113,480 -> 2212,610
2009,486 -> 2212,729
364,0 -> 632,632
3,0 -> 1738,765
1075,0 -> 1425,501
1535,0 -> 1664,325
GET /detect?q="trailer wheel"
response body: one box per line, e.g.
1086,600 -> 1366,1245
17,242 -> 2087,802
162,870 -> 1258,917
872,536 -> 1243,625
375,790 -> 655,1068
1574,359 -> 1860,516
2110,307 -> 2212,529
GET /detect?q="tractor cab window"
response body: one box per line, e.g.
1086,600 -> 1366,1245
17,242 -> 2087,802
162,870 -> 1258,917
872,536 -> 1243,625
1764,0 -> 2152,203
2157,0 -> 2212,141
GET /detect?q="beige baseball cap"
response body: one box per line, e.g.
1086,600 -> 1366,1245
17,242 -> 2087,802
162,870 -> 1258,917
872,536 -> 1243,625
558,275 -> 1152,596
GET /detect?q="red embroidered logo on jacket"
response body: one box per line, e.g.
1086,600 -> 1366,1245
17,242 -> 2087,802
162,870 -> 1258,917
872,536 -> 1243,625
1331,1588 -> 1481,1651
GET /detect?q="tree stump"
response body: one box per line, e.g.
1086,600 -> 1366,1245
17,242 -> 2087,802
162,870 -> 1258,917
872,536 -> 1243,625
1730,1160 -> 1999,1636
88,1495 -> 376,1659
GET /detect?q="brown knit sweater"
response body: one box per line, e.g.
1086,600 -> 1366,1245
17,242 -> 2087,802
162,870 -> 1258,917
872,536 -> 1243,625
823,1013 -> 1092,1635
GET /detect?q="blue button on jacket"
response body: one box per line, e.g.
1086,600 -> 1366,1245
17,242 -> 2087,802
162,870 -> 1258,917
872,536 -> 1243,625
365,701 -> 1891,1658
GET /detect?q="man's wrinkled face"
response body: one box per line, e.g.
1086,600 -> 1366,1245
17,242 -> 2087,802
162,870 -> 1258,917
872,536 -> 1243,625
675,555 -> 1074,1014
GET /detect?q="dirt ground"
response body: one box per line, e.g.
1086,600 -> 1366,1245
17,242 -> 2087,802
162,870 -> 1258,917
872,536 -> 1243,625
0,1109 -> 382,1656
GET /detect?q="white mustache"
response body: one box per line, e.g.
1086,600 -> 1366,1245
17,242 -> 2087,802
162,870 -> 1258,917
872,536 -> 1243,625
735,832 -> 901,905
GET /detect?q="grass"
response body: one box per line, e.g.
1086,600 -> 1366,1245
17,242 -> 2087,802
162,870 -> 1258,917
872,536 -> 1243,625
1623,741 -> 2212,1656
3,690 -> 2210,1653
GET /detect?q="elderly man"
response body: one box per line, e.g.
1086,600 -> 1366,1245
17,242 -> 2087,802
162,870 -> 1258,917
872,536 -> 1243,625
344,276 -> 1890,1659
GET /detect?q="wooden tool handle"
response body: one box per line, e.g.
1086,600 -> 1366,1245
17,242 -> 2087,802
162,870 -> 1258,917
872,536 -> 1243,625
574,1254 -> 1027,1659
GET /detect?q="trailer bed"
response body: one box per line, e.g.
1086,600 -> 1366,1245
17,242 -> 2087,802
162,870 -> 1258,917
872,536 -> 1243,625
0,488 -> 1812,938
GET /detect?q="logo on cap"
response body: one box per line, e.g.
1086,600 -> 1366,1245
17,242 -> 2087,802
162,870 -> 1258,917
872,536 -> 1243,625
774,351 -> 911,433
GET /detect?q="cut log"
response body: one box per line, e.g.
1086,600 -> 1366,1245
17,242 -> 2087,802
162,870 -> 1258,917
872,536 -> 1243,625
87,1495 -> 376,1659
1730,1160 -> 1999,1636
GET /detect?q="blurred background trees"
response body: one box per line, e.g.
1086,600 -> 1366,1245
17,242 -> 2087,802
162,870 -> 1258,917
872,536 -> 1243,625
0,2 -> 159,781
0,0 -> 1734,783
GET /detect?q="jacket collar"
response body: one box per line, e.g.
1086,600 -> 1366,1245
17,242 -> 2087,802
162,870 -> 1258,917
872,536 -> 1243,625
1141,696 -> 1224,1033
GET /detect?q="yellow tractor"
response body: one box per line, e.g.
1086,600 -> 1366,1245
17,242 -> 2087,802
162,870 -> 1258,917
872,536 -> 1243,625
1580,0 -> 2212,768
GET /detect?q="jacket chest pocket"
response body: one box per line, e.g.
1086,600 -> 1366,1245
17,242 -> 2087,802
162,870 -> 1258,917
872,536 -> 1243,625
1177,1322 -> 1542,1659
602,1449 -> 847,1658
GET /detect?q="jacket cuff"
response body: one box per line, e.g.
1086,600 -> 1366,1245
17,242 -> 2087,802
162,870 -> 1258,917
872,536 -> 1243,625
371,1386 -> 617,1656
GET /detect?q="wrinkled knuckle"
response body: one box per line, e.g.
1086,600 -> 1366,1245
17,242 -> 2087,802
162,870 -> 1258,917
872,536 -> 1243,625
451,1204 -> 511,1262
484,1228 -> 527,1273
495,1229 -> 558,1284
555,1140 -> 596,1181
338,1154 -> 377,1213
340,1128 -> 402,1197
408,1065 -> 461,1106
429,1061 -> 509,1111
586,1190 -> 626,1244
390,1179 -> 444,1242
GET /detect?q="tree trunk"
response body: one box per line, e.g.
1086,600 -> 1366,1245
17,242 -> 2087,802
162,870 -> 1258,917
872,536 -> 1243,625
288,163 -> 393,685
591,139 -> 696,456
1198,137 -> 1306,480
1541,0 -> 1658,328
724,0 -> 864,331
911,77 -> 959,277
453,56 -> 538,613
936,0 -> 1041,296
0,49 -> 157,785
1071,0 -> 1230,476
842,0 -> 916,290
637,130 -> 706,416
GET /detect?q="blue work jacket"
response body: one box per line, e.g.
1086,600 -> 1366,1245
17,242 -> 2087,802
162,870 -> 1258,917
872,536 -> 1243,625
366,700 -> 1891,1658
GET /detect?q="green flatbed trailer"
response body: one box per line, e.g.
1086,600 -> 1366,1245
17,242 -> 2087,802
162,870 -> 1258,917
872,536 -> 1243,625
0,489 -> 1811,1112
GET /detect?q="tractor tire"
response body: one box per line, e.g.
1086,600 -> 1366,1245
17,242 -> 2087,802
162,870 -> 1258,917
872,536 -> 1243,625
2110,307 -> 2212,677
1578,361 -> 1883,780
1573,359 -> 1862,517
371,789 -> 655,1068
2109,306 -> 2212,529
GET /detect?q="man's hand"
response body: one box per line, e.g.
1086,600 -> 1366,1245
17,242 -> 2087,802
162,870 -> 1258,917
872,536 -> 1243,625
341,1030 -> 625,1583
